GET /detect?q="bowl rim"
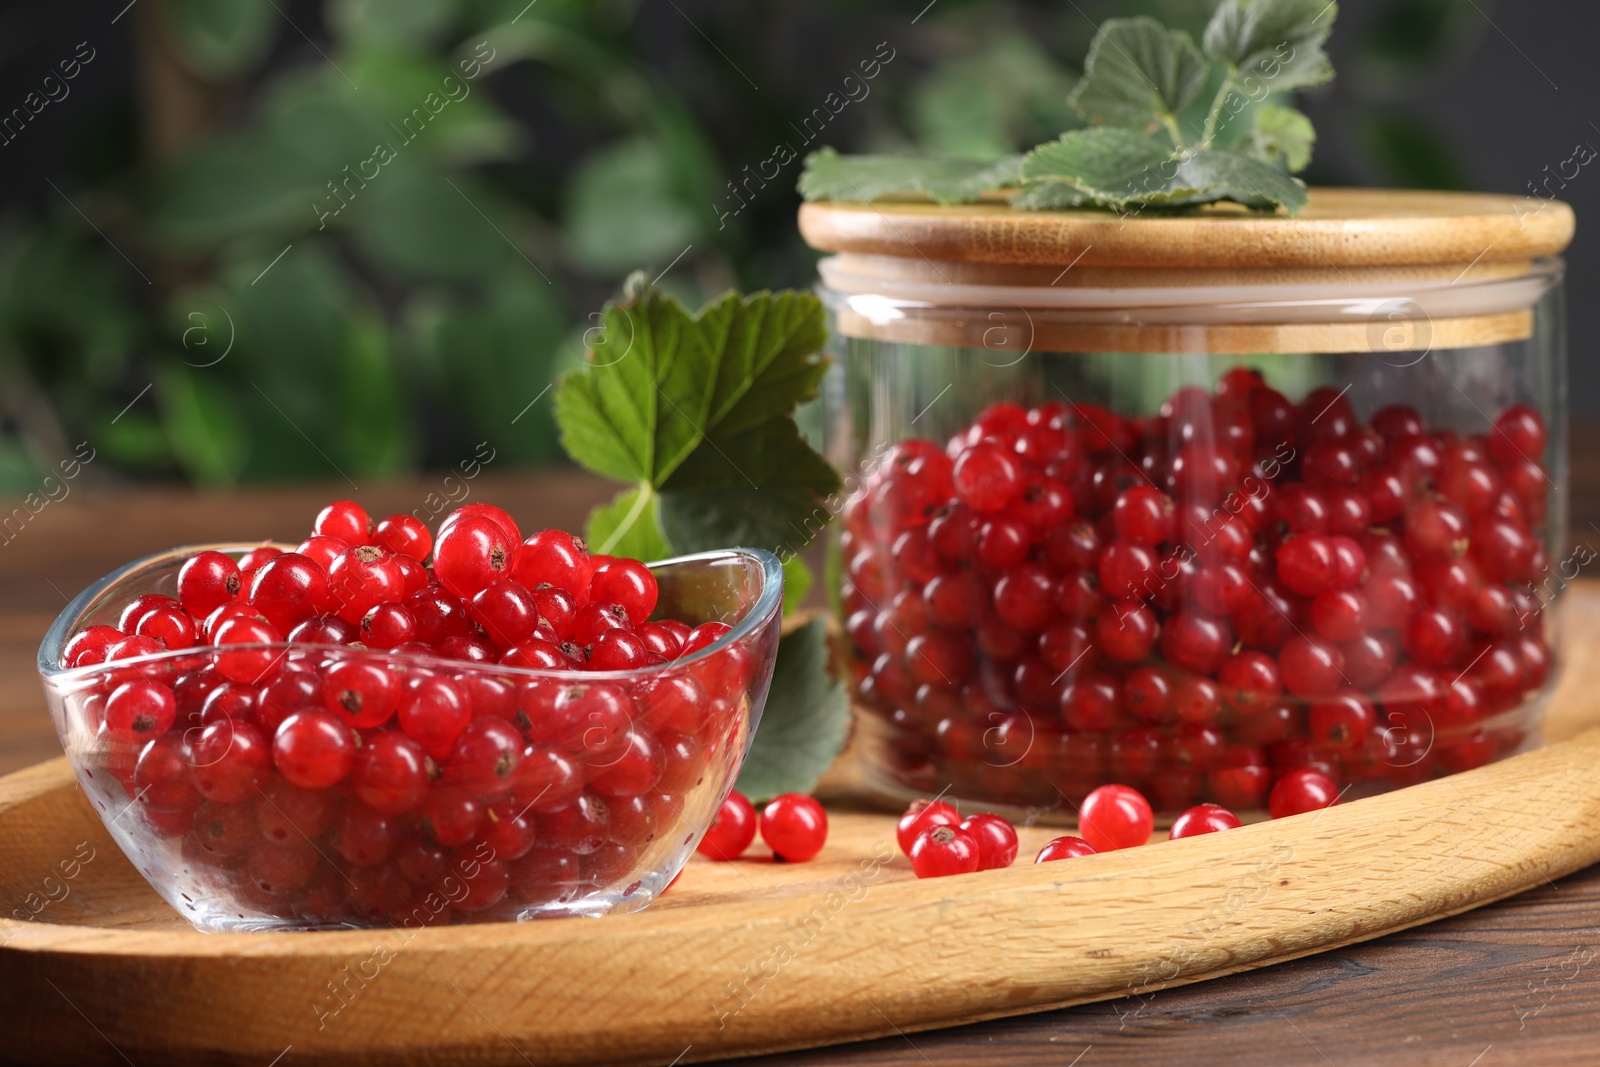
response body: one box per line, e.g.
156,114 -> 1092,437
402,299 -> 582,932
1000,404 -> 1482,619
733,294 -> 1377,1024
38,543 -> 785,684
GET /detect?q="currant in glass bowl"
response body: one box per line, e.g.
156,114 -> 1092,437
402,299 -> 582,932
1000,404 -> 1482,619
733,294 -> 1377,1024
38,545 -> 782,932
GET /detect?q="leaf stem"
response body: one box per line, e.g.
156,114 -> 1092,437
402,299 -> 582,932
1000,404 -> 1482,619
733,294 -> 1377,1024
1201,67 -> 1237,148
1161,114 -> 1188,152
596,482 -> 656,555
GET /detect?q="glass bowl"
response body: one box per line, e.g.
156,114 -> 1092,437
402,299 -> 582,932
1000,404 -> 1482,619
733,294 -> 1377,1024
37,545 -> 783,932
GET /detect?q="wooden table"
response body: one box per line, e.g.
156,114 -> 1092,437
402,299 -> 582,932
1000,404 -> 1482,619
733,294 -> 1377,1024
5,461 -> 1600,1067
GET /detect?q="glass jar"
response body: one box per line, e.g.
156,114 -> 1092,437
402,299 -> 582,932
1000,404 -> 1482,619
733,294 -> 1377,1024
801,189 -> 1574,816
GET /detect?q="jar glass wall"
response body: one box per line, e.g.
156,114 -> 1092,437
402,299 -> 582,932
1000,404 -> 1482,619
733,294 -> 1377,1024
818,257 -> 1567,817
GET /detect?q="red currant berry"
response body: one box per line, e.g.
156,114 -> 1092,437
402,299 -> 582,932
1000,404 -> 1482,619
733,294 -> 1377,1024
953,440 -> 1023,513
1309,689 -> 1377,752
573,602 -> 632,648
322,658 -> 401,729
1279,636 -> 1345,697
119,593 -> 180,634
1403,496 -> 1470,560
1268,768 -> 1339,818
63,624 -> 124,669
211,615 -> 283,686
136,606 -> 198,651
896,799 -> 961,854
286,613 -> 358,648
433,515 -> 518,599
441,502 -> 522,546
372,514 -> 432,562
177,551 -> 242,619
1159,612 -> 1232,675
1078,784 -> 1152,851
1310,589 -> 1368,642
314,499 -> 372,546
993,564 -> 1058,632
190,719 -> 272,803
272,710 -> 357,789
1275,534 -> 1338,596
699,789 -> 757,860
482,798 -> 540,861
236,545 -> 282,585
1169,803 -> 1242,839
588,729 -> 662,796
975,516 -> 1032,569
959,813 -> 1018,870
328,545 -> 407,625
1489,404 -> 1546,465
589,630 -> 654,672
1113,485 -> 1175,545
1095,600 -> 1158,662
589,558 -> 659,625
515,530 -> 591,595
360,602 -> 417,650
1035,836 -> 1096,862
1402,606 -> 1468,668
406,582 -> 473,646
248,553 -> 333,633
529,585 -> 580,642
1098,539 -> 1159,600
350,732 -> 431,814
444,718 -> 523,795
469,578 -> 542,648
909,824 -> 980,878
296,535 -> 348,571
104,680 -> 177,742
759,793 -> 828,862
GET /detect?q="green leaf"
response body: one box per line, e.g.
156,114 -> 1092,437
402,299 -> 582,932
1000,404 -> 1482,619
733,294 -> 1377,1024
334,314 -> 412,476
146,134 -> 320,247
1020,128 -> 1176,202
657,418 -> 840,556
564,138 -> 704,275
330,0 -> 458,48
1246,104 -> 1315,171
556,280 -> 838,561
586,486 -> 674,562
781,557 -> 813,616
554,281 -> 828,488
1021,131 -> 1306,213
350,166 -> 517,283
1067,17 -> 1208,131
1203,0 -> 1338,92
164,0 -> 278,80
1163,150 -> 1308,212
797,148 -> 1022,204
908,31 -> 1081,159
1008,182 -> 1093,210
734,618 -> 850,803
157,365 -> 249,486
405,267 -> 566,466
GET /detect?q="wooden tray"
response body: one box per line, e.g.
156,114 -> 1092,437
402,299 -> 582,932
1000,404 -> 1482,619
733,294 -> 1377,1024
7,594 -> 1600,1067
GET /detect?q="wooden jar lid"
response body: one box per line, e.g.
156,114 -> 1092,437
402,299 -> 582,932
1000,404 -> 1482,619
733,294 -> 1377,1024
799,188 -> 1575,353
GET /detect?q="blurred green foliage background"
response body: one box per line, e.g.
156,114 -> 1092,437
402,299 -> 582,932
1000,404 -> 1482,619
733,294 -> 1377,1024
0,0 -> 1491,491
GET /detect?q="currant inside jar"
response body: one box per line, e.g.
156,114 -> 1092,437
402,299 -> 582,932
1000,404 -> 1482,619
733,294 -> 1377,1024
802,188 -> 1574,816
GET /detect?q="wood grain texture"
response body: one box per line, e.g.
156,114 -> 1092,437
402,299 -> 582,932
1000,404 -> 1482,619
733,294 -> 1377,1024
3,595 -> 1600,1066
3,473 -> 1600,1067
832,307 -> 1534,355
798,188 -> 1575,269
